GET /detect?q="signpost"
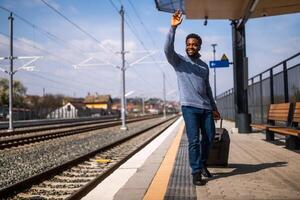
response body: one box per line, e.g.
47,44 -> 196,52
209,54 -> 230,68
209,60 -> 229,68
209,54 -> 230,100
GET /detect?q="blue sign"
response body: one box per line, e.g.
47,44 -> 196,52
209,60 -> 229,68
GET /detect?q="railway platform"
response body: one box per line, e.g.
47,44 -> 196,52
82,117 -> 300,200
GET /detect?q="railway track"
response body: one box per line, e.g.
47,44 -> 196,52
0,115 -> 158,149
0,117 -> 118,136
0,115 -> 178,199
0,115 -> 120,130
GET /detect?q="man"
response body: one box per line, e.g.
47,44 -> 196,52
164,10 -> 220,186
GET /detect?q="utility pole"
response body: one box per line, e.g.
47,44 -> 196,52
163,72 -> 166,118
8,12 -> 14,132
211,44 -> 217,100
142,97 -> 145,115
0,13 -> 41,131
120,6 -> 127,130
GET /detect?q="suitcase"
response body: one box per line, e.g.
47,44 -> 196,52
206,119 -> 230,166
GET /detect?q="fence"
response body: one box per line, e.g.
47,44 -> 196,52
216,52 -> 300,123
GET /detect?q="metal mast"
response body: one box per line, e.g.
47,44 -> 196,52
120,5 -> 127,130
211,43 -> 217,100
8,12 -> 14,132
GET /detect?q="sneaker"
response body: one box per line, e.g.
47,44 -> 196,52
201,165 -> 213,178
192,172 -> 206,186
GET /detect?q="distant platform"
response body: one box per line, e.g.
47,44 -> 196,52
83,117 -> 300,200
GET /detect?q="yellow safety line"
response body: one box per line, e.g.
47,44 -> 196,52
143,122 -> 185,200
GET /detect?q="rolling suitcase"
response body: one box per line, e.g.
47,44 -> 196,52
206,119 -> 230,166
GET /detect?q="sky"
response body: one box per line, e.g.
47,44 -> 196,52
0,0 -> 299,101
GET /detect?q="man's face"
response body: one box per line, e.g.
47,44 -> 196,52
186,38 -> 200,57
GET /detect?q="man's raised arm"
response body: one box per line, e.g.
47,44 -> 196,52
164,10 -> 183,67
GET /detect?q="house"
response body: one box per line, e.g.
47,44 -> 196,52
47,102 -> 90,119
112,98 -> 121,110
112,97 -> 142,114
84,94 -> 112,112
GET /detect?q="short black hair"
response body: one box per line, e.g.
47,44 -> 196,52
186,33 -> 202,46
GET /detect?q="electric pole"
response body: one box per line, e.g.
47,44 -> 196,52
8,12 -> 14,132
120,6 -> 127,130
211,44 -> 217,100
163,72 -> 166,118
142,97 -> 145,115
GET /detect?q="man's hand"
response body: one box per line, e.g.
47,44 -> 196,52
171,10 -> 183,27
213,110 -> 221,120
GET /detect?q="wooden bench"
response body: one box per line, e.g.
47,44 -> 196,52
268,102 -> 300,149
250,103 -> 292,141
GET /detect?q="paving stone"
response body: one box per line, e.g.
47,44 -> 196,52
194,120 -> 300,200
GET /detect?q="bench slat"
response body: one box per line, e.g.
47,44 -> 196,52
293,102 -> 300,123
268,127 -> 300,137
269,109 -> 290,112
267,103 -> 291,122
269,112 -> 289,116
250,124 -> 268,130
269,113 -> 289,117
270,103 -> 290,109
269,116 -> 287,122
250,124 -> 284,130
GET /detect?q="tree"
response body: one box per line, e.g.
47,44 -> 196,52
0,78 -> 27,107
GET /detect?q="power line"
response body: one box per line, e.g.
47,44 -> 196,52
1,3 -> 172,99
0,32 -> 113,91
128,0 -> 158,48
126,1 -> 177,89
108,1 -> 175,90
41,0 -> 175,96
108,0 -> 120,13
0,20 -> 157,99
0,7 -> 121,90
40,0 -> 154,90
107,0 -> 168,93
40,0 -> 116,55
0,6 -> 93,59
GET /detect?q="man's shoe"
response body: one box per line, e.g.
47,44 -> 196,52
201,166 -> 213,178
192,172 -> 206,186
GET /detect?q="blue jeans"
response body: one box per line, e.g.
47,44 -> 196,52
181,106 -> 215,174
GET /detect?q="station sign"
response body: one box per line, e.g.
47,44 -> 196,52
209,54 -> 230,68
209,60 -> 229,68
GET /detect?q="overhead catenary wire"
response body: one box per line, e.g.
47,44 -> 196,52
128,0 -> 158,48
0,32 -> 110,90
0,3 -> 171,99
0,7 -> 126,94
126,1 -> 177,89
39,0 -> 117,56
108,0 -> 175,90
0,6 -> 99,60
39,0 -> 160,95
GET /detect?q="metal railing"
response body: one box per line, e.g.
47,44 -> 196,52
216,52 -> 300,123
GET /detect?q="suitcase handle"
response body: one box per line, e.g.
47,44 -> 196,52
215,118 -> 223,128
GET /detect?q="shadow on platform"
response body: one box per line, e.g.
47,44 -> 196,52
212,161 -> 287,180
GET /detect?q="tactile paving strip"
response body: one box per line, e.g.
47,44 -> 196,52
164,131 -> 197,200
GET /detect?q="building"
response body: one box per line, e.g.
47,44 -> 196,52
47,102 -> 90,119
84,94 -> 113,112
